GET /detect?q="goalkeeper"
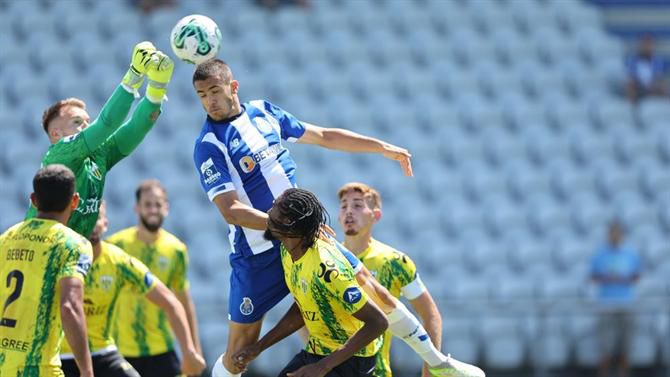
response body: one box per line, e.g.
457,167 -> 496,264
26,41 -> 174,238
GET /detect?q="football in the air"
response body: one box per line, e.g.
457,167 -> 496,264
170,14 -> 222,65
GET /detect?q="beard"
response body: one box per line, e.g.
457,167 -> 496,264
263,228 -> 277,241
344,229 -> 359,236
140,215 -> 163,233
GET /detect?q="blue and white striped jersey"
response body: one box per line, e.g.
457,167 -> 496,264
193,100 -> 306,257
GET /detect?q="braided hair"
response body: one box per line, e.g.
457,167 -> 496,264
269,188 -> 329,250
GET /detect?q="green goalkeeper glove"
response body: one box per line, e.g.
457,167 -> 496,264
121,41 -> 157,93
145,51 -> 174,103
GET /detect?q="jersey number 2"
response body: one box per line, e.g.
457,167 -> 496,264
0,270 -> 24,328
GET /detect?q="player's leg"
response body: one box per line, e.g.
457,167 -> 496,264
214,249 -> 290,376
94,352 -> 141,377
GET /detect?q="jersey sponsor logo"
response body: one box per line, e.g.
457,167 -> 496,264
303,310 -> 319,321
0,337 -> 30,352
200,158 -> 222,185
76,198 -> 101,216
343,287 -> 362,304
239,156 -> 256,173
231,138 -> 240,147
317,260 -> 339,283
100,275 -> 114,291
240,297 -> 254,316
76,253 -> 92,276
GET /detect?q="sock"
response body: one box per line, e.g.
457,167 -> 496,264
212,353 -> 241,377
387,303 -> 446,367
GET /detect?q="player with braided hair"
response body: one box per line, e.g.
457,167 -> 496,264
234,188 -> 388,377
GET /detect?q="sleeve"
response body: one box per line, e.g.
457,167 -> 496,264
334,240 -> 362,274
394,254 -> 425,300
105,98 -> 162,168
59,237 -> 93,282
254,100 -> 306,143
327,260 -> 368,315
194,139 -> 235,201
120,255 -> 159,295
170,247 -> 190,292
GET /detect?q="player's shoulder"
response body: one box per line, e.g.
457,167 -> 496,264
158,229 -> 188,252
247,99 -> 273,111
100,241 -> 130,262
106,227 -> 136,244
371,239 -> 415,264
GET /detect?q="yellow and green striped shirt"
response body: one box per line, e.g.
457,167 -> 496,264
61,242 -> 157,355
281,238 -> 381,358
0,219 -> 92,377
106,227 -> 189,357
357,239 -> 420,377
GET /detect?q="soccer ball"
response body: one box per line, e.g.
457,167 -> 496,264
170,14 -> 222,65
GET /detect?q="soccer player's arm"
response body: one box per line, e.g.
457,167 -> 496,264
400,255 -> 442,377
194,141 -> 268,230
46,86 -> 136,166
123,255 -> 206,375
60,239 -> 94,377
307,278 -> 388,375
103,97 -> 162,169
171,246 -> 202,354
233,302 -> 305,369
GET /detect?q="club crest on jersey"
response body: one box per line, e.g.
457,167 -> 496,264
240,297 -> 254,316
239,156 -> 256,173
100,275 -> 113,291
200,158 -> 222,185
343,287 -> 362,304
158,256 -> 169,271
301,278 -> 309,294
84,158 -> 103,181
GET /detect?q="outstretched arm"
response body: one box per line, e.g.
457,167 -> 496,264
146,282 -> 206,375
297,124 -> 413,176
410,292 -> 443,377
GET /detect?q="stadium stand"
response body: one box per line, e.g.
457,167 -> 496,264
0,0 -> 669,376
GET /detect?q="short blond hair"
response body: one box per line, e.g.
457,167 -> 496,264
337,182 -> 382,210
42,98 -> 86,134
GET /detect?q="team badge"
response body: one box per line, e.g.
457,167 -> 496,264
158,256 -> 169,271
240,297 -> 254,316
343,287 -> 362,304
100,275 -> 113,291
301,278 -> 309,294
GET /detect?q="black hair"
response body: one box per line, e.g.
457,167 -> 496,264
192,58 -> 232,84
270,188 -> 329,249
33,164 -> 76,212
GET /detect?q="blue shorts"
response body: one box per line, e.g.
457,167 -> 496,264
228,241 -> 362,323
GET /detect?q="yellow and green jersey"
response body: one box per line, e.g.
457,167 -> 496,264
0,219 -> 92,377
60,242 -> 157,356
106,227 -> 189,357
356,239 -> 424,377
281,239 -> 382,358
25,86 -> 162,238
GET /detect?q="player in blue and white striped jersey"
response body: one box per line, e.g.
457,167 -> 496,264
192,60 -> 482,377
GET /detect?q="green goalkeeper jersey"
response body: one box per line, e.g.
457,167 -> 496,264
26,85 -> 162,237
